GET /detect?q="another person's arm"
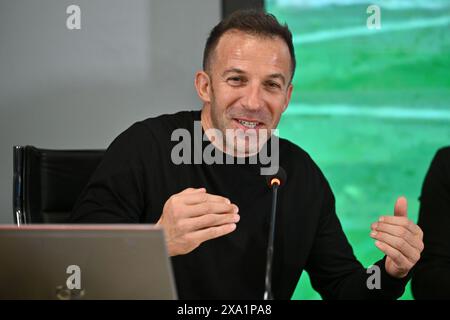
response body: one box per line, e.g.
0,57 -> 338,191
412,147 -> 450,299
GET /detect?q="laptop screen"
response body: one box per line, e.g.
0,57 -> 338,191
0,224 -> 177,299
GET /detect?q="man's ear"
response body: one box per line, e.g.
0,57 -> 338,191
282,83 -> 293,113
195,71 -> 212,103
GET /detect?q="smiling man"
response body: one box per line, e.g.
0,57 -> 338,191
70,10 -> 423,299
198,25 -> 293,158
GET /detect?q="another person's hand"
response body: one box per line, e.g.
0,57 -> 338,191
370,196 -> 424,278
157,187 -> 240,256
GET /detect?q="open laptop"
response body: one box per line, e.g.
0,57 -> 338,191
0,224 -> 177,299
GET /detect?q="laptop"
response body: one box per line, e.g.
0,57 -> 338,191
0,224 -> 177,300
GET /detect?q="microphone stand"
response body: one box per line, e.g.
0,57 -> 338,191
263,182 -> 279,300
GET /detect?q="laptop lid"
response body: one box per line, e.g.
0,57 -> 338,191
0,224 -> 177,300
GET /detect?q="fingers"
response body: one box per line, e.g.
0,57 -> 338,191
370,215 -> 424,277
180,187 -> 206,194
394,196 -> 408,217
181,192 -> 231,206
377,215 -> 422,235
371,222 -> 424,251
181,201 -> 236,218
161,188 -> 239,256
188,223 -> 237,244
370,229 -> 420,263
187,212 -> 240,231
177,188 -> 235,217
374,240 -> 414,271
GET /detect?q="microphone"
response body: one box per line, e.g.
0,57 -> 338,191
263,167 -> 287,300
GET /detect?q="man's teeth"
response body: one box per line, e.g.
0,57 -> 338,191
238,120 -> 258,128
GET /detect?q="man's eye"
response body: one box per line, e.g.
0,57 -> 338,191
266,81 -> 281,89
227,77 -> 245,84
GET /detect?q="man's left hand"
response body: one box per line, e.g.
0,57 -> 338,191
370,196 -> 424,278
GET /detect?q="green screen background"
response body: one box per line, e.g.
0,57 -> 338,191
265,0 -> 450,300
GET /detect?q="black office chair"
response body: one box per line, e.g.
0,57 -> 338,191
13,146 -> 105,224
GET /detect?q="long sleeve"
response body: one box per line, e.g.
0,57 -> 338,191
411,147 -> 450,299
305,172 -> 409,299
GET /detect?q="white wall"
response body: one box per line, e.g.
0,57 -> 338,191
0,0 -> 221,223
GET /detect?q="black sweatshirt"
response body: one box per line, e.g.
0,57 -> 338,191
70,110 -> 409,299
411,146 -> 450,299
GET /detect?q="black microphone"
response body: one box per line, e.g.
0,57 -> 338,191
263,167 -> 287,300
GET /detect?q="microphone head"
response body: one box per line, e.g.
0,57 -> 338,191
265,167 -> 287,188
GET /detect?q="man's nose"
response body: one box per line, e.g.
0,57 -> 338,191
243,83 -> 264,111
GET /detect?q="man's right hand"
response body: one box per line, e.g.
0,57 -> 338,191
156,187 -> 240,256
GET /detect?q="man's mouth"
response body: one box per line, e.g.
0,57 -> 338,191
233,118 -> 263,129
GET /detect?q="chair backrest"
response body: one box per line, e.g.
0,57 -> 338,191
13,146 -> 105,224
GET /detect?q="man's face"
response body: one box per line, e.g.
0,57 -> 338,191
197,30 -> 293,155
